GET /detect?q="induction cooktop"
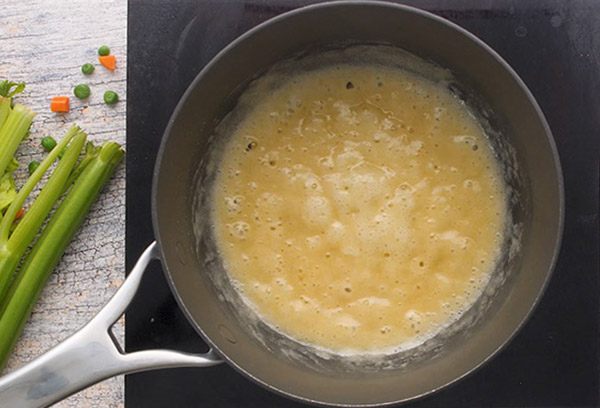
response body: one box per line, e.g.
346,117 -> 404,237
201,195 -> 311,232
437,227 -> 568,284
125,1 -> 599,407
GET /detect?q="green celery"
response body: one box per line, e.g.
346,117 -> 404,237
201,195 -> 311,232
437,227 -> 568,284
0,141 -> 124,369
7,133 -> 87,252
0,126 -> 84,301
0,81 -> 25,99
0,100 -> 33,220
0,97 -> 11,130
0,104 -> 35,176
0,175 -> 16,214
64,141 -> 101,192
0,159 -> 18,215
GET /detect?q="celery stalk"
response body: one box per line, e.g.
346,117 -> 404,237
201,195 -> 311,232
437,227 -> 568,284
0,97 -> 11,130
8,133 -> 87,252
0,104 -> 35,176
0,141 -> 123,369
0,101 -> 34,221
0,126 -> 85,301
64,141 -> 101,190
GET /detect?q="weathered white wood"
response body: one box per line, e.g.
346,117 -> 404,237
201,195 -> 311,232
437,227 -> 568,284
0,0 -> 127,406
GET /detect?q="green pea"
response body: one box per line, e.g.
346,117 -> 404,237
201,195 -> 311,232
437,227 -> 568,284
28,161 -> 40,175
103,90 -> 118,105
41,136 -> 57,151
74,84 -> 91,99
81,63 -> 95,75
58,146 -> 67,159
98,45 -> 110,56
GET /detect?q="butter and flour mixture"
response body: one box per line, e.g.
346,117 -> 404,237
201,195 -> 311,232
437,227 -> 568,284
210,59 -> 507,353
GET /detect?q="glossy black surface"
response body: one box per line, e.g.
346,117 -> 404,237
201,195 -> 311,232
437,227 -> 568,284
126,1 -> 599,407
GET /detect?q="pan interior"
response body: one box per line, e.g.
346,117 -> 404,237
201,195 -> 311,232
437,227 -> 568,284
190,44 -> 526,374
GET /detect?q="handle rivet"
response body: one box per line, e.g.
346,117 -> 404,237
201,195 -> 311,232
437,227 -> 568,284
175,241 -> 188,265
218,324 -> 237,344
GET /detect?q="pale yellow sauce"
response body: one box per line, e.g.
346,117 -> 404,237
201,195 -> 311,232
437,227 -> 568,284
211,64 -> 506,353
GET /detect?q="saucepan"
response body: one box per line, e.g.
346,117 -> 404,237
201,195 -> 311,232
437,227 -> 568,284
0,2 -> 563,407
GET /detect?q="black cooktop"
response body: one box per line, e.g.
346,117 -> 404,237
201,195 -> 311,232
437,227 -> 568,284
125,1 -> 599,407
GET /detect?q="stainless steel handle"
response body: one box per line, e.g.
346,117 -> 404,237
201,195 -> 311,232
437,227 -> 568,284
0,242 -> 223,408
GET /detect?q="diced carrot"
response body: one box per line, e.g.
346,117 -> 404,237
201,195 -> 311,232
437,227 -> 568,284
98,55 -> 116,71
14,208 -> 24,220
50,96 -> 70,112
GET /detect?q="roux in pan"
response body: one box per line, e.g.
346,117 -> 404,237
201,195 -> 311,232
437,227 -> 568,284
211,63 -> 506,353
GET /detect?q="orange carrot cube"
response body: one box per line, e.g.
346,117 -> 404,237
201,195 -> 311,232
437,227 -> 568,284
98,55 -> 116,71
50,96 -> 70,112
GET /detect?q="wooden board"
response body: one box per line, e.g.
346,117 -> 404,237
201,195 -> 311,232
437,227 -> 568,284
0,0 -> 126,406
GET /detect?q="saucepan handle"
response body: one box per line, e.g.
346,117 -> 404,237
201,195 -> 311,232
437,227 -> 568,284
0,241 -> 223,408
